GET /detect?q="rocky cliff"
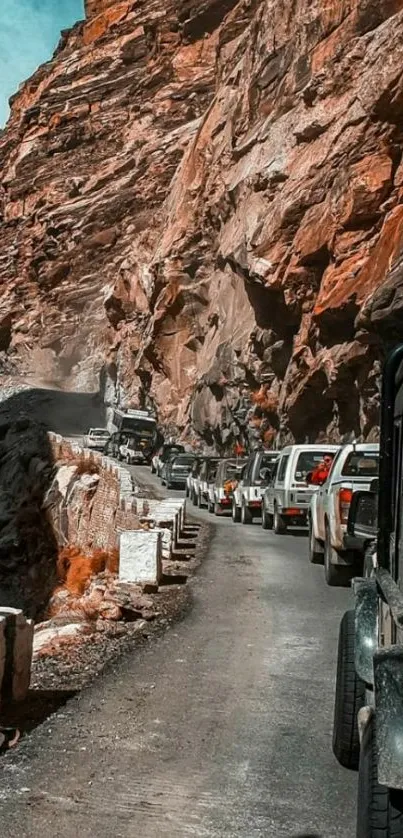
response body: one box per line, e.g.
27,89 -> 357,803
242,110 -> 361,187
1,0 -> 403,447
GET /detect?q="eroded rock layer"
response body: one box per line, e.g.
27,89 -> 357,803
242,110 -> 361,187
2,0 -> 403,446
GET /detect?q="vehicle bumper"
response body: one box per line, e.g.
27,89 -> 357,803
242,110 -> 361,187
246,500 -> 262,510
279,507 -> 308,523
217,496 -> 232,509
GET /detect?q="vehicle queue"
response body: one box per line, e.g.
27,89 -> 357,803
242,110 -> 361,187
150,431 -> 396,838
85,351 -> 403,838
151,438 -> 380,592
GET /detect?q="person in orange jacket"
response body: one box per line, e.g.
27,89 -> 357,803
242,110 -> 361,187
308,454 -> 334,485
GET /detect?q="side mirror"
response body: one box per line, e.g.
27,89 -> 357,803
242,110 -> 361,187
347,490 -> 377,538
370,478 -> 379,494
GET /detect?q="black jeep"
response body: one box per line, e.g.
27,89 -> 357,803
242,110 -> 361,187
333,345 -> 403,837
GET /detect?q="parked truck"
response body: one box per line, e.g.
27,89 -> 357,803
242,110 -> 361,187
308,442 -> 379,586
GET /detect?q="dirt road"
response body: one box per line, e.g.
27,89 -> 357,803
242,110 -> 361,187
0,469 -> 356,837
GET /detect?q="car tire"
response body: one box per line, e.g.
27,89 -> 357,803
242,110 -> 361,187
308,516 -> 324,564
192,490 -> 198,507
232,500 -> 241,523
151,464 -> 156,474
198,491 -> 204,508
262,506 -> 274,530
241,501 -> 253,525
208,500 -> 214,513
166,481 -> 172,490
357,714 -> 403,838
324,524 -> 351,587
274,506 -> 287,534
214,502 -> 221,516
333,610 -> 365,770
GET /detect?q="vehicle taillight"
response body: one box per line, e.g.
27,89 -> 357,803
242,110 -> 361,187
339,488 -> 353,524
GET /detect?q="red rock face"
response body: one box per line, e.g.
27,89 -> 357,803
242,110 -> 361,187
1,0 -> 403,445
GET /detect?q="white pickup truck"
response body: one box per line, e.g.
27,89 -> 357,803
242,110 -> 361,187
308,442 -> 379,586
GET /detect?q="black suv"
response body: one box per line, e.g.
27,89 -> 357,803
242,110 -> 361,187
333,345 -> 403,835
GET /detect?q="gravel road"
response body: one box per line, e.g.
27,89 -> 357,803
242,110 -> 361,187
0,467 -> 356,837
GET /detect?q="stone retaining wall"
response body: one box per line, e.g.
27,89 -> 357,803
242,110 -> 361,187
0,432 -> 189,711
48,434 -> 139,551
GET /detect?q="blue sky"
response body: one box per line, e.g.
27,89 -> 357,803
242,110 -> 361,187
0,0 -> 84,126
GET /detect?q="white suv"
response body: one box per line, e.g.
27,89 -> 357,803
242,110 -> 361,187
308,442 -> 379,586
232,450 -> 279,524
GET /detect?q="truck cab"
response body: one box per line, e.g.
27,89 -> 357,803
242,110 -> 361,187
333,345 -> 403,836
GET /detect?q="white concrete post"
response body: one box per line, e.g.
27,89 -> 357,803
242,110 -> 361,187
119,530 -> 162,585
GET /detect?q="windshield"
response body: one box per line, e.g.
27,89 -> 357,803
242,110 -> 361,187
90,429 -> 109,437
173,456 -> 195,466
162,446 -> 184,460
294,451 -> 336,482
341,451 -> 379,477
121,419 -> 156,435
223,462 -> 242,479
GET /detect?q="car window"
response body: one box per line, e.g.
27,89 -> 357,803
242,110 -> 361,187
277,455 -> 289,482
341,451 -> 379,477
207,461 -> 219,480
293,451 -> 335,482
261,453 -> 278,468
270,460 -> 279,482
223,463 -> 240,479
243,457 -> 255,483
162,446 -> 183,460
